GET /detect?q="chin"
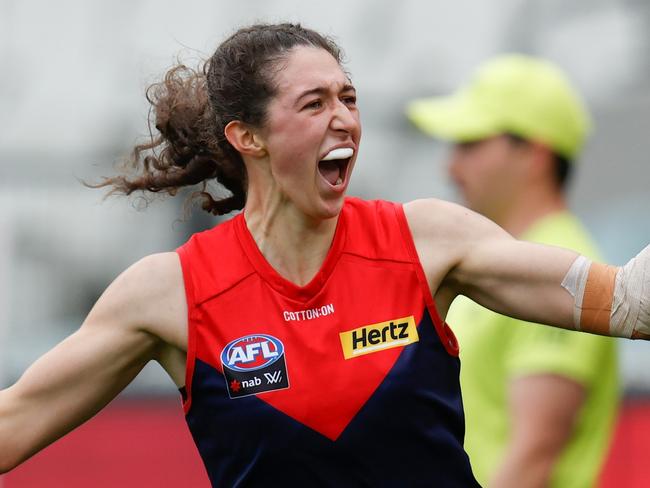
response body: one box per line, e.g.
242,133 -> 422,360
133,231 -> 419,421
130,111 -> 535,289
321,200 -> 346,220
310,194 -> 346,221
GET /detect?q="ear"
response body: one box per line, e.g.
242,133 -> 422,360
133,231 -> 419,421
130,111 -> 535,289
224,121 -> 267,158
527,141 -> 555,179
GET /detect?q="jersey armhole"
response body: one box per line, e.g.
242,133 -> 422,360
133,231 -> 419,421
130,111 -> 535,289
176,246 -> 198,414
394,203 -> 460,357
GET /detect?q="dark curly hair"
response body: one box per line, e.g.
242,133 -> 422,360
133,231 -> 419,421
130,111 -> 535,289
96,23 -> 343,215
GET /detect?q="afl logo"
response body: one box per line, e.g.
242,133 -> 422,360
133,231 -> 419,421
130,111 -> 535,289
221,334 -> 290,399
221,334 -> 284,372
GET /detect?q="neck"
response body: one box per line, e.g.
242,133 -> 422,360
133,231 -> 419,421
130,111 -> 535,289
492,185 -> 567,237
244,189 -> 339,287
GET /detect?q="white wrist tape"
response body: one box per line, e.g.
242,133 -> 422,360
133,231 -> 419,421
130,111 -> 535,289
560,255 -> 591,331
611,245 -> 650,339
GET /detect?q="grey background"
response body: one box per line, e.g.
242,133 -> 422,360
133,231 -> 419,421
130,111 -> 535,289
1,0 -> 649,394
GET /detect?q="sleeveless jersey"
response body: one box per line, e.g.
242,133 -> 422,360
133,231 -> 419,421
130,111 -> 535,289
176,197 -> 479,487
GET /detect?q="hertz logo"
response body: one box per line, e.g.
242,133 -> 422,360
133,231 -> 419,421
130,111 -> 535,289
339,316 -> 418,359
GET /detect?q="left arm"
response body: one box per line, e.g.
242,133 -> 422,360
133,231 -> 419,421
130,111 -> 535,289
406,198 -> 578,329
449,235 -> 578,330
405,198 -> 649,338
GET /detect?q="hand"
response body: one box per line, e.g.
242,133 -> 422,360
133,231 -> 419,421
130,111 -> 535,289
612,244 -> 650,339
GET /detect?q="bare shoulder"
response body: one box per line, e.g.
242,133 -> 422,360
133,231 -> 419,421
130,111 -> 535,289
403,197 -> 507,245
84,252 -> 187,351
402,198 -> 513,315
115,252 -> 183,301
401,199 -> 476,300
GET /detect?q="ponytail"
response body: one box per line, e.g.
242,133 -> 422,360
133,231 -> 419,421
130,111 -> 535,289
95,63 -> 246,215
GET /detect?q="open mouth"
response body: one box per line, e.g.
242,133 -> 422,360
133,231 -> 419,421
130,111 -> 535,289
318,147 -> 353,187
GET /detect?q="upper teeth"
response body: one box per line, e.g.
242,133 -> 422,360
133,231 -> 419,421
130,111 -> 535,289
322,148 -> 353,161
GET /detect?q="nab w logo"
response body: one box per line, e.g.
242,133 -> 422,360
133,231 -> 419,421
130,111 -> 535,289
264,371 -> 283,384
221,334 -> 290,398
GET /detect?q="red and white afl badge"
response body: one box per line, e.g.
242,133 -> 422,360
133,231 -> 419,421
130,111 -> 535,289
220,334 -> 290,398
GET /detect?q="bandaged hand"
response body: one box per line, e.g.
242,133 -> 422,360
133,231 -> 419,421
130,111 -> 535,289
612,245 -> 650,338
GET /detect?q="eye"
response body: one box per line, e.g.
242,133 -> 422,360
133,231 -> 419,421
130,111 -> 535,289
303,99 -> 322,110
342,95 -> 357,107
457,140 -> 482,151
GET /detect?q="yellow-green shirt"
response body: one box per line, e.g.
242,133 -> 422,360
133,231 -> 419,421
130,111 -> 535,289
448,211 -> 619,488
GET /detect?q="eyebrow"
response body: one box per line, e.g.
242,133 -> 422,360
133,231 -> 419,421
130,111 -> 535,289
294,83 -> 356,106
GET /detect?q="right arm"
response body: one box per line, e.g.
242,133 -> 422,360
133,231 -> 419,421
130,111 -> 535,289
0,252 -> 187,472
490,374 -> 586,488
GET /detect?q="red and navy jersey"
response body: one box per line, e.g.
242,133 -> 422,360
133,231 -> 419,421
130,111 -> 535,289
177,197 -> 479,487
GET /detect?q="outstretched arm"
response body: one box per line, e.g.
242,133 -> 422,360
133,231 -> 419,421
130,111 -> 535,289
406,198 -> 576,327
0,252 -> 187,472
405,198 -> 649,338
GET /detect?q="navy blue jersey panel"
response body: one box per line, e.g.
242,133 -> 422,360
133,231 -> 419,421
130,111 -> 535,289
187,360 -> 362,487
336,309 -> 478,487
185,309 -> 480,487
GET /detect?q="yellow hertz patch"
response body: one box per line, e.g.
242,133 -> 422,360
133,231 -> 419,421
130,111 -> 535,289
339,316 -> 419,359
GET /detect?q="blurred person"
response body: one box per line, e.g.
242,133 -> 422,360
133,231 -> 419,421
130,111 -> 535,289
407,55 -> 619,488
1,24 -> 649,487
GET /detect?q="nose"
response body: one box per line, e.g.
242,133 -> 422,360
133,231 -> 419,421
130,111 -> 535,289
330,100 -> 358,133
